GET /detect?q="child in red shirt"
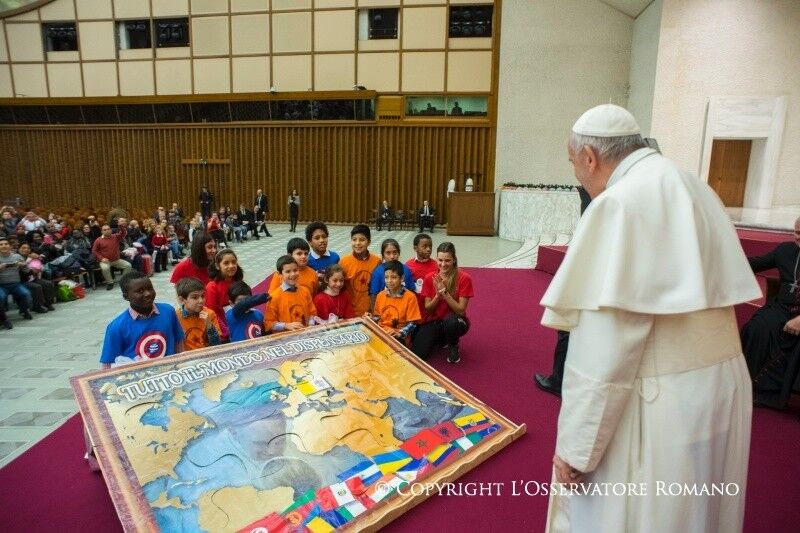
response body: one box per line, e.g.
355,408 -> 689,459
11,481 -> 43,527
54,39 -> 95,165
313,264 -> 355,323
204,248 -> 243,341
151,226 -> 170,273
405,233 -> 437,320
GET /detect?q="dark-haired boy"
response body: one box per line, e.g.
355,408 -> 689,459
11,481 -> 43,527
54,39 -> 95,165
339,224 -> 380,316
264,256 -> 318,333
226,281 -> 269,342
99,270 -> 184,369
367,260 -> 421,341
267,237 -> 319,296
305,221 -> 340,273
174,277 -> 222,351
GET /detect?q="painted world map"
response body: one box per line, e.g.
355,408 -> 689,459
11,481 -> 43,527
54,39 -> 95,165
73,321 -> 519,532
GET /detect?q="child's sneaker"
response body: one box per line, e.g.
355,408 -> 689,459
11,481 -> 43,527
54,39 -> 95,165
447,345 -> 461,364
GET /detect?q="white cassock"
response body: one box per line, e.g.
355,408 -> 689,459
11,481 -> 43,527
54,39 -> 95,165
541,148 -> 762,533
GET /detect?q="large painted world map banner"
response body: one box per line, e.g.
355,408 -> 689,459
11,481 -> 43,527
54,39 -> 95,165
71,319 -> 525,532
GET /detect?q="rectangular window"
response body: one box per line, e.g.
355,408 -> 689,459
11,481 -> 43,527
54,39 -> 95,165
42,23 -> 78,52
449,5 -> 493,38
154,18 -> 189,48
367,8 -> 398,40
117,20 -> 151,50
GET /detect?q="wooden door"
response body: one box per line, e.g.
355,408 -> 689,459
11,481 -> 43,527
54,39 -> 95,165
708,139 -> 751,207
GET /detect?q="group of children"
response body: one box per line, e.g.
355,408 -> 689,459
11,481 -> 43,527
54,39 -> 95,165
100,221 -> 473,367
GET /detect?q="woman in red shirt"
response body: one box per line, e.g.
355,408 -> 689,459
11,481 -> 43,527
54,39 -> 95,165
170,233 -> 216,286
412,242 -> 474,363
205,248 -> 244,341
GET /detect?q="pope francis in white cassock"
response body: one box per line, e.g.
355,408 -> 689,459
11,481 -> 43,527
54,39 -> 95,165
542,105 -> 761,533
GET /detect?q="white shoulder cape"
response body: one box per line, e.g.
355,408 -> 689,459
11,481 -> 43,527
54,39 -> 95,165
540,149 -> 761,329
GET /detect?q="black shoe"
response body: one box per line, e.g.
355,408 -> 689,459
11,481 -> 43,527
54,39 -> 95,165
255,235 -> 260,240
22,310 -> 33,320
266,232 -> 272,236
33,306 -> 48,314
447,345 -> 461,364
534,374 -> 561,397
2,320 -> 12,330
46,304 -> 55,311
106,283 -> 114,291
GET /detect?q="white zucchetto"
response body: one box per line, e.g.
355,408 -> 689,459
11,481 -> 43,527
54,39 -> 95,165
572,104 -> 641,137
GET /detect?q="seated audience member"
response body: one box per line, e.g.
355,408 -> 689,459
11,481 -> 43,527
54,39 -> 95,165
226,281 -> 269,342
171,202 -> 184,221
65,229 -> 92,254
226,214 -> 247,243
107,205 -> 129,229
340,224 -> 381,316
81,223 -> 100,246
376,200 -> 393,231
92,219 -> 132,290
206,213 -> 228,248
205,248 -> 244,341
29,231 -> 61,263
188,212 -> 204,242
305,221 -> 340,274
412,242 -> 473,364
175,277 -> 222,351
151,226 -> 170,273
0,236 -> 33,320
2,209 -> 20,235
171,232 -> 217,286
19,211 -> 46,234
741,216 -> 800,409
17,242 -> 55,312
418,200 -> 435,232
267,238 -> 319,296
265,255 -> 318,333
313,264 -> 354,323
166,224 -> 184,260
124,220 -> 148,247
99,270 -> 184,369
366,260 -> 421,341
237,204 -> 259,240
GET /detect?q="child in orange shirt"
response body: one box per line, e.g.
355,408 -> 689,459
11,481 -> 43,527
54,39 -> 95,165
174,277 -> 222,351
267,237 -> 319,296
367,260 -> 421,341
339,224 -> 381,316
265,255 -> 318,332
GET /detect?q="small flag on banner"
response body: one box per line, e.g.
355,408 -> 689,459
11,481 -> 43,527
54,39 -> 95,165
372,449 -> 413,474
297,376 -> 331,396
282,489 -> 316,513
400,428 -> 445,459
316,478 -> 363,511
454,411 -> 488,427
429,444 -> 458,466
337,460 -> 382,486
431,421 -> 462,442
283,500 -> 315,528
362,474 -> 407,505
339,499 -> 368,521
305,516 -> 335,533
477,424 -> 501,438
236,512 -> 290,533
462,420 -> 493,435
319,509 -> 349,528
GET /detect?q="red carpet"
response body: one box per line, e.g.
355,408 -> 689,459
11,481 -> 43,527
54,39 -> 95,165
1,268 -> 799,532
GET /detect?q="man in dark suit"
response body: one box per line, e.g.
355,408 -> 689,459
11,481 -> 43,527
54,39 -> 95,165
238,203 -> 258,240
254,189 -> 271,237
377,200 -> 393,231
534,186 -> 592,396
418,200 -> 435,233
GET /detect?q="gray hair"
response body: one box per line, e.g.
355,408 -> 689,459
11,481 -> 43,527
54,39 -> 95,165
569,133 -> 647,163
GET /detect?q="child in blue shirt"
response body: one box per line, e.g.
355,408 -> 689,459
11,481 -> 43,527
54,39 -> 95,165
225,281 -> 269,342
99,270 -> 185,368
305,221 -> 340,273
369,238 -> 415,312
